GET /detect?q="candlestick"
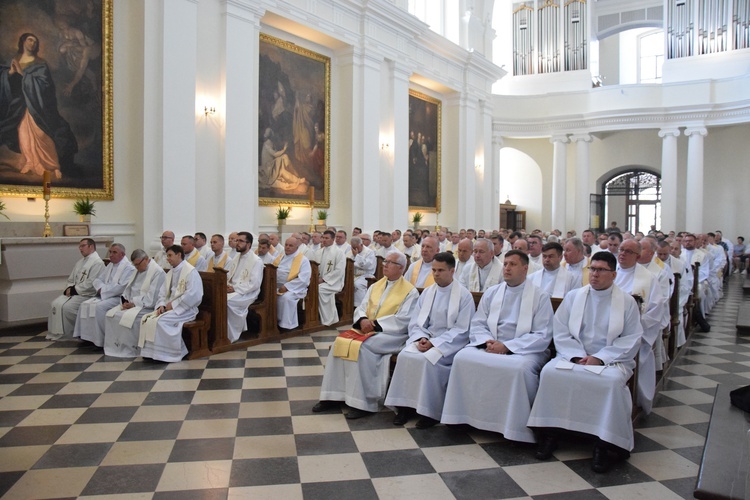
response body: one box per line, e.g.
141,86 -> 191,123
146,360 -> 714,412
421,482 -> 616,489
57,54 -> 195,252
42,171 -> 52,237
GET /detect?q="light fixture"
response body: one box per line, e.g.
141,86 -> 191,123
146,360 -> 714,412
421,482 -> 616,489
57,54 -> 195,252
381,143 -> 390,150
204,106 -> 216,117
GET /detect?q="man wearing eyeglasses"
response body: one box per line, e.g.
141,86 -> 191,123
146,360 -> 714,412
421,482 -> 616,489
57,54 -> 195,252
48,238 -> 106,340
153,231 -> 175,270
314,251 -> 418,419
224,231 -> 263,342
614,240 -> 664,415
529,251 -> 643,473
104,249 -> 166,357
74,243 -> 136,348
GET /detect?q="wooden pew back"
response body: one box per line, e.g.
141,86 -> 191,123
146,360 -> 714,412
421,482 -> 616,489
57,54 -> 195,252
335,258 -> 355,326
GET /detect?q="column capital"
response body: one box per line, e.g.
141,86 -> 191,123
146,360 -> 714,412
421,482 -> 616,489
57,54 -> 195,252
570,133 -> 592,143
550,134 -> 570,144
492,133 -> 504,147
684,126 -> 708,137
389,60 -> 413,81
223,0 -> 264,24
658,127 -> 681,139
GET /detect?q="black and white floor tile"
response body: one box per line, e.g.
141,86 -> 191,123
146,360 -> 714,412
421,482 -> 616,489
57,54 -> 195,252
0,277 -> 746,499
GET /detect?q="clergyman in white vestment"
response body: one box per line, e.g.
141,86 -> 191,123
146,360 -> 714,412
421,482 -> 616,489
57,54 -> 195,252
526,242 -> 580,299
104,250 -> 165,357
442,251 -> 554,443
225,232 -> 263,342
206,234 -> 230,272
181,235 -> 208,272
139,245 -> 203,362
47,238 -> 106,340
74,243 -> 135,347
153,231 -> 175,270
405,236 -> 440,288
274,237 -> 312,329
348,236 -> 376,308
315,230 -> 346,326
314,251 -> 418,419
528,251 -> 643,474
384,252 -> 475,428
459,238 -> 504,292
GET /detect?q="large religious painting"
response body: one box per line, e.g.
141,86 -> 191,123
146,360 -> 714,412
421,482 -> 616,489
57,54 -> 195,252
0,0 -> 113,199
258,34 -> 330,207
408,90 -> 441,212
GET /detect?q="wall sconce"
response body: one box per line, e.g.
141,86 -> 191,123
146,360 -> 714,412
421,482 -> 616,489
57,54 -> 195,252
381,143 -> 390,150
475,163 -> 483,170
204,106 -> 216,117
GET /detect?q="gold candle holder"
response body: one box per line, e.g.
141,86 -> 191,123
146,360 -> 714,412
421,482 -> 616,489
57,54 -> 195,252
42,172 -> 53,237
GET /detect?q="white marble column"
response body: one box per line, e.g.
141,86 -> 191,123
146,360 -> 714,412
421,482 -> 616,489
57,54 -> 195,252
684,127 -> 707,231
658,128 -> 681,232
450,93 -> 479,228
571,134 -> 592,232
222,1 -> 264,233
478,99 -> 494,230
550,135 -> 569,231
142,0 -> 198,248
390,61 -> 412,230
491,133 -> 504,230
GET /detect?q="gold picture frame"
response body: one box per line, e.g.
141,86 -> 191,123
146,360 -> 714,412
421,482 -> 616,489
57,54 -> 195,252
258,33 -> 330,208
0,0 -> 113,200
408,90 -> 441,212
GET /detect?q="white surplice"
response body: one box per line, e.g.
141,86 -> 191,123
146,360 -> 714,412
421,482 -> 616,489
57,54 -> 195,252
527,266 -> 580,299
316,245 -> 346,326
349,246 -> 376,307
459,257 -> 503,292
47,252 -> 105,340
275,250 -> 312,329
442,281 -> 553,443
226,252 -> 263,342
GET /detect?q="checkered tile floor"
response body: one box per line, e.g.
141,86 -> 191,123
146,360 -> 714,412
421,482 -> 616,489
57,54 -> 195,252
0,277 -> 747,499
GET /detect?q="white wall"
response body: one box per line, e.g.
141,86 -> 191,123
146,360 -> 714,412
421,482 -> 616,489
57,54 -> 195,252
499,147 -> 543,230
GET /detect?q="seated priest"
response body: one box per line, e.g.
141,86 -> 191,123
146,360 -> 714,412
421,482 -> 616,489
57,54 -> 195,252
206,234 -> 229,271
657,240 -> 692,347
47,238 -> 106,340
181,235 -> 208,272
153,231 -> 175,270
104,250 -> 166,357
225,231 -> 264,342
315,230 -> 346,326
527,242 -> 581,299
459,238 -> 504,292
528,251 -> 643,473
257,238 -> 276,265
139,245 -> 204,362
274,237 -> 312,330
441,250 -> 553,442
406,236 -> 439,288
512,238 -> 543,274
384,252 -> 475,428
314,251 -> 419,419
561,237 -> 590,287
348,236 -> 376,307
74,243 -> 136,347
454,238 -> 472,278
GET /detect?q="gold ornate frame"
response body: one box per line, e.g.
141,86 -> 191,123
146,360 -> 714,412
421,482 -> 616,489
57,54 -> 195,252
0,0 -> 113,199
408,90 -> 441,213
258,33 -> 330,208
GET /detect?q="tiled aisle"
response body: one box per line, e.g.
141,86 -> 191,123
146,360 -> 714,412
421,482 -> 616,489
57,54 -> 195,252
0,277 -> 746,499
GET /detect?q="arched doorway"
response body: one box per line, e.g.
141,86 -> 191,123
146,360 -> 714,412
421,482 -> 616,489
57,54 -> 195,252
499,147 -> 543,230
601,169 -> 661,234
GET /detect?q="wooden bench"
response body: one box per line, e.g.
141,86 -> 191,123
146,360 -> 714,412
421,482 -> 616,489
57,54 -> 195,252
737,303 -> 750,335
183,269 -> 228,359
744,272 -> 750,295
694,384 -> 749,500
667,273 -> 681,361
334,258 -> 355,326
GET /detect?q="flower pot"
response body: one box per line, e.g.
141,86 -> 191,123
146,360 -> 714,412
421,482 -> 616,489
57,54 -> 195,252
79,214 -> 91,223
318,219 -> 326,225
277,219 -> 287,226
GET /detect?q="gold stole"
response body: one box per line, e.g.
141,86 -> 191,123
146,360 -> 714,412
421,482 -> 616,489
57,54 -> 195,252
273,252 -> 303,281
409,260 -> 435,287
333,276 -> 415,361
207,253 -> 228,272
187,250 -> 200,267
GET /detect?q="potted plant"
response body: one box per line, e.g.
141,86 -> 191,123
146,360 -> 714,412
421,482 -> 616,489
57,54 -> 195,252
73,197 -> 96,222
276,206 -> 291,225
412,211 -> 423,229
0,200 -> 9,220
317,209 -> 328,225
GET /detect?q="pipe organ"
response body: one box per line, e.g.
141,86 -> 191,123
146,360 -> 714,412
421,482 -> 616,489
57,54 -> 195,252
668,0 -> 749,57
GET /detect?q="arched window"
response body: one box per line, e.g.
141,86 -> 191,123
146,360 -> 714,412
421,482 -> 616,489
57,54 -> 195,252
408,0 -> 460,45
602,170 -> 661,234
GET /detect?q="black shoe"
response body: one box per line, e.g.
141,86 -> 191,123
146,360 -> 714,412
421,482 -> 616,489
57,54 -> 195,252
592,444 -> 611,473
345,408 -> 374,419
393,407 -> 415,426
535,435 -> 558,460
415,416 -> 439,429
312,400 -> 338,413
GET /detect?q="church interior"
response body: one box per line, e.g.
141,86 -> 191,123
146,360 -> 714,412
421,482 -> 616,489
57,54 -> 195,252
1,0 -> 749,497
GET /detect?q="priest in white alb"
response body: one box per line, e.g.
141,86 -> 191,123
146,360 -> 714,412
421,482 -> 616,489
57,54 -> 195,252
153,231 -> 175,270
442,250 -> 554,443
348,236 -> 377,307
527,242 -> 580,299
104,250 -> 165,357
47,238 -> 106,340
459,238 -> 503,292
315,230 -> 346,326
385,252 -> 475,428
139,245 -> 203,362
314,251 -> 418,419
528,251 -> 643,473
274,237 -> 312,329
74,243 -> 135,347
561,237 -> 590,287
181,235 -> 208,272
406,236 -> 439,288
224,231 -> 264,342
206,234 -> 229,271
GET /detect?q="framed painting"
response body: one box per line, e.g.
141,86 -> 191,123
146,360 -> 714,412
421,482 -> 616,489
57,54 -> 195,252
0,0 -> 113,199
408,90 -> 441,212
258,33 -> 330,207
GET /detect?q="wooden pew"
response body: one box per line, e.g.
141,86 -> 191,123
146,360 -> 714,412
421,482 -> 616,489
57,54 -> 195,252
684,263 -> 700,340
366,256 -> 385,289
183,269 -> 228,359
299,261 -> 322,334
667,273 -> 681,361
334,258 -> 355,326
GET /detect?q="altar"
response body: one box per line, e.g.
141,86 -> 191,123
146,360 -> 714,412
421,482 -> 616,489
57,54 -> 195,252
0,236 -> 113,326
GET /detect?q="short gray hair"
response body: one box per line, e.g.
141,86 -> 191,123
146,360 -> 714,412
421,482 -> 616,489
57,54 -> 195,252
475,238 -> 493,252
111,243 -> 126,254
130,248 -> 148,261
350,236 -> 362,246
392,251 -> 407,268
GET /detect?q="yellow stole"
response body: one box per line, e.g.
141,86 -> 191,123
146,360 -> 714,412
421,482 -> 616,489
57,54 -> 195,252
408,259 -> 435,287
186,250 -> 200,267
273,252 -> 303,281
333,276 -> 415,361
207,253 -> 228,272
